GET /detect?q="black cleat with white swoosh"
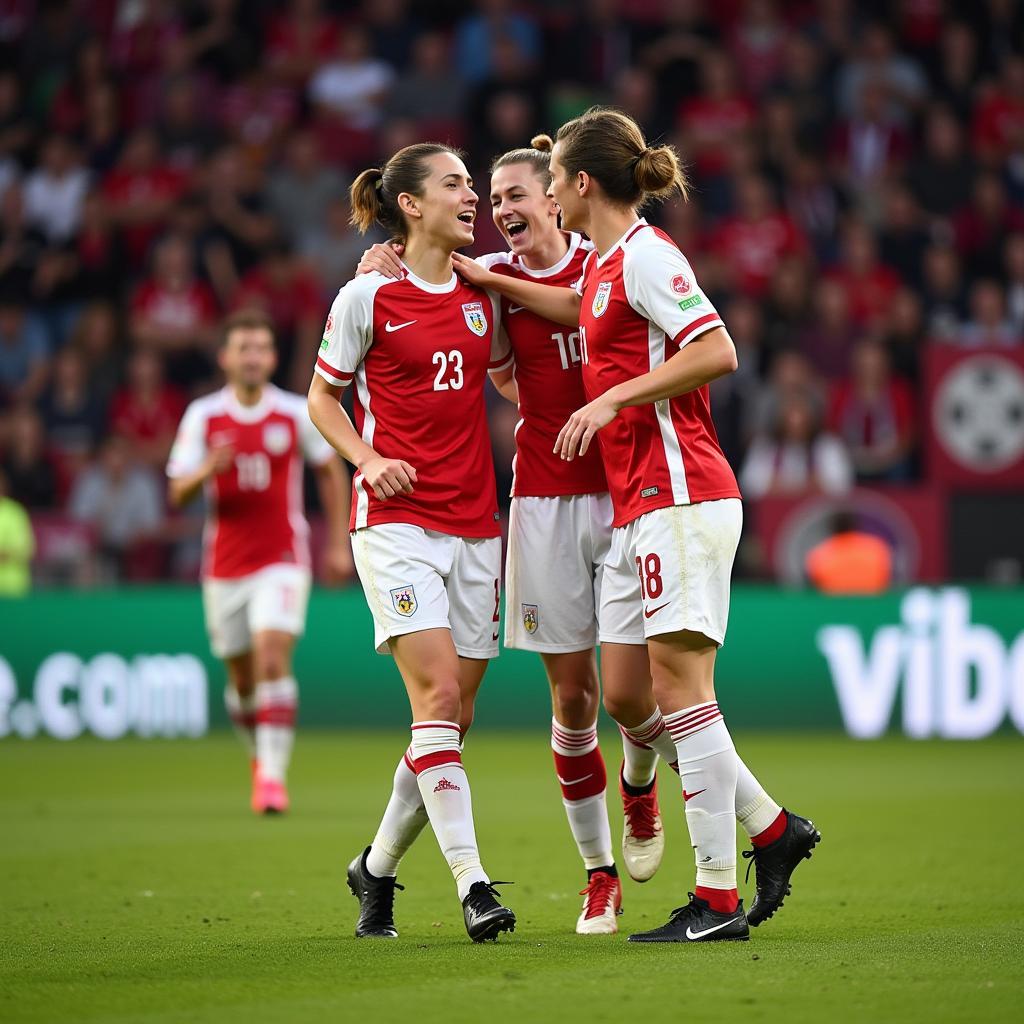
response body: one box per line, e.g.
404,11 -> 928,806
627,893 -> 749,943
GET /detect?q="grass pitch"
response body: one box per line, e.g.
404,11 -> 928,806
1,732 -> 1021,1024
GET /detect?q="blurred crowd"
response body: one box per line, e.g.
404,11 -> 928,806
1,0 -> 1023,587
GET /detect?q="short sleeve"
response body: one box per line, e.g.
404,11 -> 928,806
573,250 -> 595,297
487,291 -> 514,371
622,240 -> 724,348
166,402 -> 207,479
314,279 -> 375,387
297,400 -> 335,465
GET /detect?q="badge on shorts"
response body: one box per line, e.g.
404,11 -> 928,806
462,301 -> 488,336
390,585 -> 417,617
592,281 -> 612,318
522,604 -> 539,634
263,423 -> 291,455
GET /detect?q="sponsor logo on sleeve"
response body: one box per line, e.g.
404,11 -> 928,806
522,604 -> 539,634
678,295 -> 703,311
671,274 -> 691,295
641,486 -> 660,498
592,281 -> 613,317
390,585 -> 418,617
462,301 -> 488,336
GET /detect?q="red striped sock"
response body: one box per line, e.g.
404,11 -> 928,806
696,885 -> 739,914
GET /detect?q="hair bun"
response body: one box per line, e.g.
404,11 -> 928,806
531,133 -> 554,153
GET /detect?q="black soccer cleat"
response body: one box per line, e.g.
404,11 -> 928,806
743,810 -> 821,927
346,846 -> 404,938
462,881 -> 516,942
628,893 -> 749,943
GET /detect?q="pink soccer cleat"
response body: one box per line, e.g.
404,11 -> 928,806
251,773 -> 289,815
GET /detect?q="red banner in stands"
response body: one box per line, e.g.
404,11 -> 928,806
753,487 -> 947,585
924,346 -> 1024,490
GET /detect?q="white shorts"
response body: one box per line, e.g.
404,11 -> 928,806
352,523 -> 501,659
504,493 -> 612,653
202,564 -> 312,659
598,499 -> 742,647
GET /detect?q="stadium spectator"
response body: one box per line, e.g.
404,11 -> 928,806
109,348 -> 185,472
879,287 -> 926,385
71,301 -> 123,407
835,23 -> 927,125
827,339 -> 917,483
920,244 -> 967,341
825,221 -> 902,330
130,233 -> 219,390
1004,233 -> 1024,333
797,278 -> 859,380
267,131 -> 346,253
805,510 -> 893,595
972,53 -> 1024,164
454,0 -> 541,84
1,406 -> 58,510
907,104 -> 977,219
219,67 -> 299,158
301,196 -> 379,300
157,77 -> 221,174
38,345 -> 106,477
385,31 -> 466,128
0,297 -> 49,405
740,392 -> 854,499
953,171 -> 1024,281
22,135 -> 90,245
958,279 -> 1020,347
877,182 -> 929,290
0,465 -> 33,596
264,0 -> 340,90
69,433 -> 164,582
308,24 -> 395,133
932,22 -> 980,122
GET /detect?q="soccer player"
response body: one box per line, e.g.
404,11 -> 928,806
167,309 -> 353,814
452,109 -> 821,942
306,143 -> 517,943
356,146 -> 677,935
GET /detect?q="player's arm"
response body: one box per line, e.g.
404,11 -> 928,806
166,404 -> 234,506
167,447 -> 234,506
489,364 -> 518,404
555,245 -> 735,460
451,252 -> 581,326
307,375 -> 417,501
312,455 -> 354,581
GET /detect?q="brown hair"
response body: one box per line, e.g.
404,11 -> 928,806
490,144 -> 552,190
350,142 -> 465,241
543,107 -> 689,207
222,307 -> 275,347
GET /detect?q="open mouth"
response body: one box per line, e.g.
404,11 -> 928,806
457,212 -> 474,225
505,220 -> 528,239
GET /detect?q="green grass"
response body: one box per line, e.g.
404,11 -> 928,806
1,732 -> 1021,1024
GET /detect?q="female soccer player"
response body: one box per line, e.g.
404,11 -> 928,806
452,109 -> 821,943
307,143 -> 516,943
358,144 -> 678,935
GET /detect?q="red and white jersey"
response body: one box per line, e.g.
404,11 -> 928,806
479,232 -> 607,498
575,219 -> 740,528
314,265 -> 511,537
167,385 -> 334,579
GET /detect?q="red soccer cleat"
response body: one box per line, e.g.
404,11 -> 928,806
576,870 -> 623,934
619,766 -> 664,882
251,773 -> 289,815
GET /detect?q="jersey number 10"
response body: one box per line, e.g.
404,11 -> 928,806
551,330 -> 582,369
236,452 -> 271,491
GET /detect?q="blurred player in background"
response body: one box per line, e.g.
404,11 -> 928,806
167,309 -> 352,815
358,144 -> 676,935
455,108 -> 821,943
307,143 -> 517,943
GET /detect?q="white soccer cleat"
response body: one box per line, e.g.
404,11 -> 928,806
575,870 -> 622,935
619,767 -> 664,883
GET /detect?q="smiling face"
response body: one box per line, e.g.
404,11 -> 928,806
401,151 -> 478,251
490,162 -> 560,257
548,143 -> 587,234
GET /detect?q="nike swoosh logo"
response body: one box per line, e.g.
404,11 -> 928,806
686,919 -> 737,940
508,305 -> 527,314
491,632 -> 499,641
682,788 -> 706,802
644,603 -> 668,619
384,319 -> 417,332
556,772 -> 594,787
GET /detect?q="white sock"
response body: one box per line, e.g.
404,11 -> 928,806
551,718 -> 614,870
664,702 -> 738,893
224,687 -> 256,758
254,677 -> 297,784
735,755 -> 783,838
366,747 -> 430,878
619,708 -> 678,787
410,720 -> 488,901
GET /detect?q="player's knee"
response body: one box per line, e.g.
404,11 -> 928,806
253,642 -> 290,682
419,676 -> 462,723
602,687 -> 636,724
553,681 -> 598,728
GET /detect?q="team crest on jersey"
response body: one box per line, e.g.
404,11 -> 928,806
462,301 -> 488,336
522,604 -> 539,634
263,423 -> 291,455
592,281 -> 612,318
671,274 -> 691,295
390,585 -> 418,617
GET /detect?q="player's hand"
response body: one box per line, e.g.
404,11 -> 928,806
451,252 -> 493,289
205,445 -> 235,477
357,242 -> 404,279
360,454 -> 417,500
555,395 -> 619,460
321,541 -> 355,583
